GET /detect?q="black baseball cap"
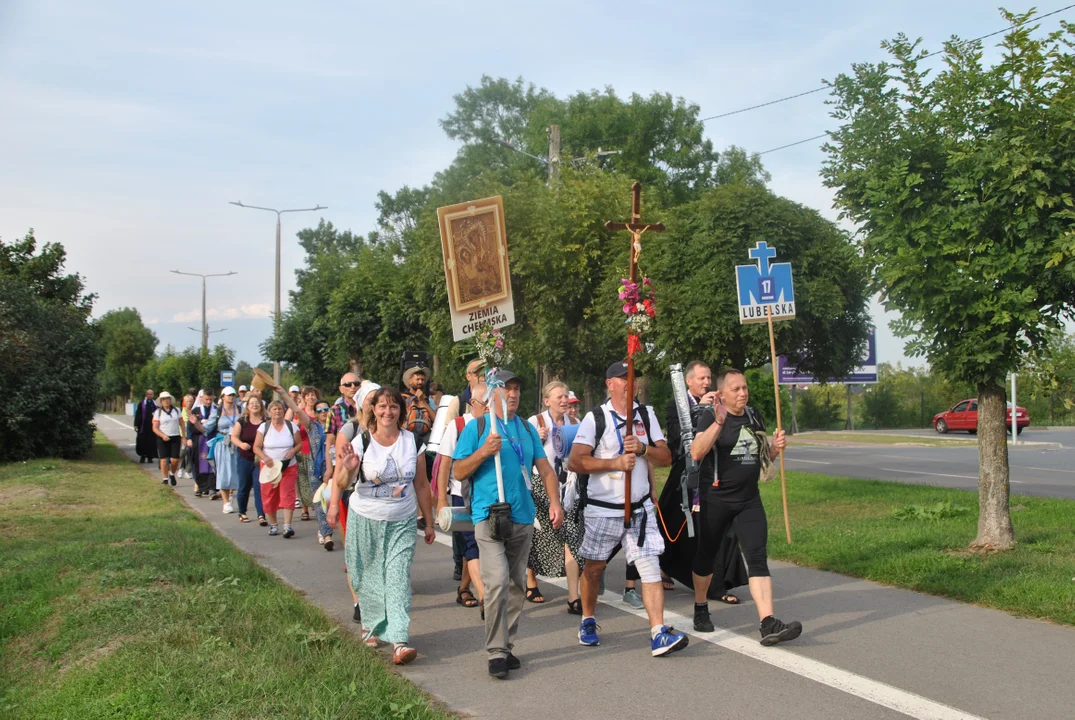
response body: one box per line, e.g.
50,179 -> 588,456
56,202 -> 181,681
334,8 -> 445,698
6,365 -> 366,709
605,361 -> 630,379
496,369 -> 522,386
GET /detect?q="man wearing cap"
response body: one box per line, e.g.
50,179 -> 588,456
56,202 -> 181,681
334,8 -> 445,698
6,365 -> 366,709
288,385 -> 302,407
568,361 -> 687,657
237,385 -> 249,413
133,389 -> 158,464
452,370 -> 564,679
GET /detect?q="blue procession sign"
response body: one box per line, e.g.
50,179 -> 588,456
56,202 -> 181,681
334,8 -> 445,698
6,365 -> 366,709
220,370 -> 235,387
778,329 -> 878,385
735,241 -> 796,324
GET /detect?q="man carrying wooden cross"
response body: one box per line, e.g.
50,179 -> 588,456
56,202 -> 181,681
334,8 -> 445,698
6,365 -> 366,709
689,367 -> 801,646
568,361 -> 688,657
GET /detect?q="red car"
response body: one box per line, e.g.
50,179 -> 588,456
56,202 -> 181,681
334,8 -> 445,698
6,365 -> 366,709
933,399 -> 1029,435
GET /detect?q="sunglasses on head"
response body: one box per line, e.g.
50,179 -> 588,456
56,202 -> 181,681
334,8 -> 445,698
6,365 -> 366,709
341,381 -> 360,388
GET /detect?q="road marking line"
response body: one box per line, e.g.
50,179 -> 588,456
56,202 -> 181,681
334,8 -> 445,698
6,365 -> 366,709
787,459 -> 831,465
98,414 -> 132,430
1014,465 -> 1075,475
880,467 -> 978,480
429,531 -> 984,720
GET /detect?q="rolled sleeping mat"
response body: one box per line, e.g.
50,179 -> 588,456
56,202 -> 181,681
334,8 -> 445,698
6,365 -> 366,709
552,423 -> 580,460
425,394 -> 457,456
436,504 -> 474,533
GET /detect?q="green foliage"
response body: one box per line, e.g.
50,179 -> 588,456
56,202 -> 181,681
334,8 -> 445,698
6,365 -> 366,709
94,307 -> 158,400
136,345 -> 237,399
652,184 -> 871,377
798,384 -> 845,430
823,11 -> 1075,388
0,232 -> 102,460
1020,330 -> 1075,425
892,501 -> 972,521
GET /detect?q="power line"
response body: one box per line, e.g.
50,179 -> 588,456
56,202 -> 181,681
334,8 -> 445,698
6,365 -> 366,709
756,132 -> 830,156
698,3 -> 1075,124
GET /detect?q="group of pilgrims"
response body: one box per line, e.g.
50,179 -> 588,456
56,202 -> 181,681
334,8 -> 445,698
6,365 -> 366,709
131,355 -> 801,676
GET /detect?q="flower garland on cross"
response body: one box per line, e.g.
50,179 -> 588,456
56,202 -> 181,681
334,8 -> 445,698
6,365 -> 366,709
619,276 -> 656,356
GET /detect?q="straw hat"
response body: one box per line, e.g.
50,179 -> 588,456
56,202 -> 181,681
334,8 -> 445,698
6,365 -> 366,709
158,391 -> 174,401
259,460 -> 283,485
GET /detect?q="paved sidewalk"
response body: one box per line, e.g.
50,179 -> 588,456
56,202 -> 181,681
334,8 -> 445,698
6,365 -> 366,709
98,415 -> 1075,720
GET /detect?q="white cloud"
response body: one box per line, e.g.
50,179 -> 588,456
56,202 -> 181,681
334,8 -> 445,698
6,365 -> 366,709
145,317 -> 160,325
170,305 -> 271,323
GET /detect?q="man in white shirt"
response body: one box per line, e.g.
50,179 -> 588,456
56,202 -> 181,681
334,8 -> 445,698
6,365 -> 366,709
568,361 -> 688,657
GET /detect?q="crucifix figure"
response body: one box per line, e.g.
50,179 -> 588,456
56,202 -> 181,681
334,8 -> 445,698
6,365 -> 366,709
604,181 -> 664,528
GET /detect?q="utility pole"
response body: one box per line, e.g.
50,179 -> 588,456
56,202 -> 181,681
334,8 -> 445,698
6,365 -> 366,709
547,124 -> 561,184
171,270 -> 237,351
229,201 -> 326,389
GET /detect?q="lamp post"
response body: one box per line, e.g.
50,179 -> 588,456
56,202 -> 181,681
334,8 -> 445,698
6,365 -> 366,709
170,270 -> 237,351
229,201 -> 326,388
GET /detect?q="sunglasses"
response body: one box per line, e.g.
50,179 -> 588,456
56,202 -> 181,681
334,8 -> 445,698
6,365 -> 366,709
316,407 -> 330,413
341,381 -> 360,388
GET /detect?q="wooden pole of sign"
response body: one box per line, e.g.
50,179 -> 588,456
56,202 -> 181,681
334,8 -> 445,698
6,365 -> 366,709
767,304 -> 792,545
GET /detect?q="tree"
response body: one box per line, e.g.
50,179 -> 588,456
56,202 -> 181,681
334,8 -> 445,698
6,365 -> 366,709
0,231 -> 102,460
650,184 -> 872,378
822,11 -> 1075,549
95,307 -> 158,400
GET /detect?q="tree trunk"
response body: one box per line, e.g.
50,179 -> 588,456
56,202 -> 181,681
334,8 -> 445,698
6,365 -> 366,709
637,376 -> 651,405
348,353 -> 364,380
971,380 -> 1015,550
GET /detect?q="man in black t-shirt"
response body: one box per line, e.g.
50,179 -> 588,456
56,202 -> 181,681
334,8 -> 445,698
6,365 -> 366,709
688,367 -> 801,647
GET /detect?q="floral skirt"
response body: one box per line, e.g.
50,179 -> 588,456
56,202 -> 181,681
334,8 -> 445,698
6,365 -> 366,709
528,475 -> 584,577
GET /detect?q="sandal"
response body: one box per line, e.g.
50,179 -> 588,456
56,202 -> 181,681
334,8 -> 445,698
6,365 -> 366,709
392,645 -> 418,665
258,515 -> 268,527
456,588 -> 479,608
525,586 -> 545,604
566,599 -> 582,615
716,594 -> 740,605
661,576 -> 676,591
238,514 -> 250,523
301,511 -> 311,521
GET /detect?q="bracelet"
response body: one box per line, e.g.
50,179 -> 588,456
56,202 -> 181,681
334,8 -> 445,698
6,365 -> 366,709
640,444 -> 648,457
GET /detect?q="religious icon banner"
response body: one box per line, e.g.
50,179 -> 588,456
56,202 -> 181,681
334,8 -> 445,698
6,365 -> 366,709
437,195 -> 516,342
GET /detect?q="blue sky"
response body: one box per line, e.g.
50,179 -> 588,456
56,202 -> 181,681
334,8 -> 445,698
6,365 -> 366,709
2,1 -> 1062,368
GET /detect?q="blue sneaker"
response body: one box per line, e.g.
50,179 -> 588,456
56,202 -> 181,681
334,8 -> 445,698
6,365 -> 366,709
578,618 -> 600,646
651,626 -> 688,657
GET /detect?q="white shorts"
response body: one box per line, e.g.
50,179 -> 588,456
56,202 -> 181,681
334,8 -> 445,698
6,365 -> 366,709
580,502 -> 664,564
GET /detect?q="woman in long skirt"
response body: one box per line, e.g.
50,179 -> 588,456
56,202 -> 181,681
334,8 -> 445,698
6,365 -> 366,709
527,381 -> 584,612
213,387 -> 242,513
333,387 -> 435,665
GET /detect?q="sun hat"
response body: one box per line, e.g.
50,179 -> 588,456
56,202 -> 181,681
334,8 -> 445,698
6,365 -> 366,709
221,386 -> 237,396
259,460 -> 283,485
158,391 -> 174,401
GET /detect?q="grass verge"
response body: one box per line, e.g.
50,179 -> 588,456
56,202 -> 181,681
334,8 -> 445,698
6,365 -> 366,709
0,434 -> 454,720
652,467 -> 1075,626
789,432 -> 977,447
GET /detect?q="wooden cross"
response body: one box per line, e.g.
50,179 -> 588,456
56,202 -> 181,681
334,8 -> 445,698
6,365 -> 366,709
604,182 -> 664,528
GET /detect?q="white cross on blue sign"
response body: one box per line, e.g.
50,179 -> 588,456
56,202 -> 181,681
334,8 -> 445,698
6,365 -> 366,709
735,241 -> 796,324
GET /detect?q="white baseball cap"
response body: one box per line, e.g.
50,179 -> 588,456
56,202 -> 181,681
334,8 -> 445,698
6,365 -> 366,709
568,391 -> 580,404
238,385 -> 248,391
221,386 -> 237,396
288,385 -> 301,393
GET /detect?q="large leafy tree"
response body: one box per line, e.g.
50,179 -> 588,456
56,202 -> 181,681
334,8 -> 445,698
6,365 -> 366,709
0,231 -> 101,460
95,307 -> 158,400
822,11 -> 1075,549
650,184 -> 871,377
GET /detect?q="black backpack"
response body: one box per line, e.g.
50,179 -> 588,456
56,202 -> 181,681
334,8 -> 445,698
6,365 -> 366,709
576,403 -> 656,513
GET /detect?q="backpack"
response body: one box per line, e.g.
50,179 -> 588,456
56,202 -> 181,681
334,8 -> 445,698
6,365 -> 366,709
259,419 -> 296,443
404,394 -> 434,439
575,403 -> 656,513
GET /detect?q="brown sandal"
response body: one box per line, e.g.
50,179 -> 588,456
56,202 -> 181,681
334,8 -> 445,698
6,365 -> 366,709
301,511 -> 311,521
456,588 -> 479,608
238,514 -> 250,523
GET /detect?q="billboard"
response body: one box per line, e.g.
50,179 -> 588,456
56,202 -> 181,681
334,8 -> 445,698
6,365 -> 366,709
778,329 -> 878,385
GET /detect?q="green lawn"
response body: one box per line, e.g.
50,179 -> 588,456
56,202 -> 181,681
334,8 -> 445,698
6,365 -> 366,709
789,432 -> 977,447
653,467 -> 1075,626
0,435 -> 453,720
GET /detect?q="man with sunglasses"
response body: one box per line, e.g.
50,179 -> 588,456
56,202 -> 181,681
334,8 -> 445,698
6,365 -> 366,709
328,373 -> 361,439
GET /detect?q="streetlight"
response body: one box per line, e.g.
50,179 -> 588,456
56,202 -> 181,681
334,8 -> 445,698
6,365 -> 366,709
229,201 -> 326,387
170,270 -> 238,351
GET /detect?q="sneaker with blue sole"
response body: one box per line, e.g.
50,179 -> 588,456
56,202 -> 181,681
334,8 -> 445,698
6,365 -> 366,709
651,626 -> 689,657
578,618 -> 600,646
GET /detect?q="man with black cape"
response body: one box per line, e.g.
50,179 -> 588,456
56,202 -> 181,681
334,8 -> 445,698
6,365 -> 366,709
657,361 -> 747,603
133,389 -> 158,464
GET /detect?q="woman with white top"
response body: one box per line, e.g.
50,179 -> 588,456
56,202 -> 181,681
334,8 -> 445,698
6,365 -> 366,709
527,381 -> 584,611
253,400 -> 302,537
333,387 -> 436,666
276,384 -> 335,551
152,391 -> 185,486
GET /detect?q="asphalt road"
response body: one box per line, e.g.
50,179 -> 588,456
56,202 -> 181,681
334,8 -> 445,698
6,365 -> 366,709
96,414 -> 1075,720
787,428 -> 1075,500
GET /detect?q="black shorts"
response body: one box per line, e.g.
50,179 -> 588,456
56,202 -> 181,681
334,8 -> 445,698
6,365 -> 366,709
156,435 -> 182,459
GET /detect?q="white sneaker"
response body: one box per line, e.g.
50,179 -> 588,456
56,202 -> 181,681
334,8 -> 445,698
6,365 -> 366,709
222,502 -> 235,514
294,499 -> 302,509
